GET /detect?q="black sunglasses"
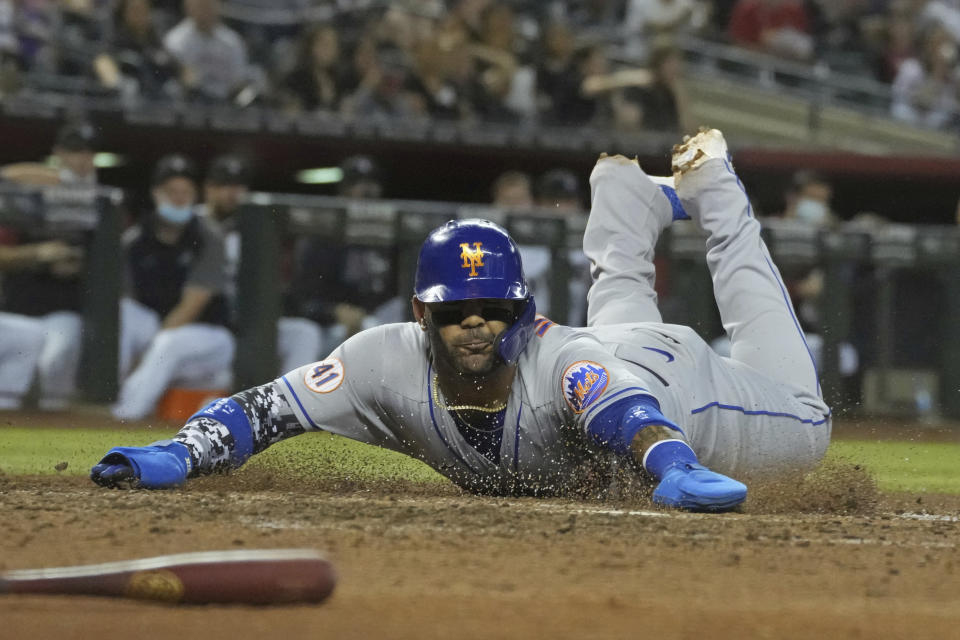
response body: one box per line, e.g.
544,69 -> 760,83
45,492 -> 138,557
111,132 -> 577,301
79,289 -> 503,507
429,303 -> 517,326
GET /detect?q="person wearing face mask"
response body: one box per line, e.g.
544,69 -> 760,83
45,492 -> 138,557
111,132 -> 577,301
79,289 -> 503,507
112,154 -> 234,421
784,170 -> 833,228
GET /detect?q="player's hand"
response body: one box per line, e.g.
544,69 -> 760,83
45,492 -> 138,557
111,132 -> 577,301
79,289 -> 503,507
90,440 -> 193,490
32,240 -> 82,265
652,462 -> 747,512
90,459 -> 138,488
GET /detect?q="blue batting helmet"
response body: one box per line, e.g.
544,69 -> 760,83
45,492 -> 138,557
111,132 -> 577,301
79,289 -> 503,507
414,219 -> 536,364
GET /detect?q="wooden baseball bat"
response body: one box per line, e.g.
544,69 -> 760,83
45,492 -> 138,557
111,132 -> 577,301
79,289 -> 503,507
0,549 -> 336,605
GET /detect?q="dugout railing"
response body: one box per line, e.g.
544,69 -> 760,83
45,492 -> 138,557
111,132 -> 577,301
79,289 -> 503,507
0,184 -> 957,420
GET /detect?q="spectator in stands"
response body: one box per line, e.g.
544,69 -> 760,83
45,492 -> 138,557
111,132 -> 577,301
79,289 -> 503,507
113,154 -> 234,421
0,121 -> 97,411
163,0 -> 252,103
536,20 -> 580,121
868,2 -> 918,83
624,0 -> 707,62
199,154 -> 323,374
279,24 -> 347,114
612,41 -> 690,134
341,42 -> 419,119
12,0 -> 56,72
891,24 -> 960,129
728,0 -> 814,61
539,42 -> 611,126
406,36 -> 474,120
94,0 -> 181,99
0,0 -> 17,94
472,2 -> 536,118
920,0 -> 960,45
558,0 -> 625,31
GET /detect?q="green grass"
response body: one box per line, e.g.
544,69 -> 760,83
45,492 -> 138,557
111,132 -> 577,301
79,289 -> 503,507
1,426 -> 957,494
827,440 -> 960,494
0,426 -> 444,484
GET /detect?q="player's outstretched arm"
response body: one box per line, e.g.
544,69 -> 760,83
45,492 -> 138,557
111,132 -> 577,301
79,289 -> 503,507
588,396 -> 747,512
91,381 -> 307,489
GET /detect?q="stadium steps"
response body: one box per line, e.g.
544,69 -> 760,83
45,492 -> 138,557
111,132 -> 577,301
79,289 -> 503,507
684,74 -> 959,155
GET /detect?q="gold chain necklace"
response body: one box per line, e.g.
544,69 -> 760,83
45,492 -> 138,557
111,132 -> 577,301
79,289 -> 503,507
431,373 -> 508,413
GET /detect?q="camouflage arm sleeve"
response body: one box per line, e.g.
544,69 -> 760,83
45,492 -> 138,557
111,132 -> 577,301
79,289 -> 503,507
173,381 -> 307,475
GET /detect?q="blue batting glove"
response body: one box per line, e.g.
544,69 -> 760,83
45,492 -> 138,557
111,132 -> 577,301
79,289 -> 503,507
652,462 -> 747,512
90,440 -> 193,489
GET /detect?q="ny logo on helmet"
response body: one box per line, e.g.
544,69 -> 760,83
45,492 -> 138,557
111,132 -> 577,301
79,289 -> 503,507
460,242 -> 485,276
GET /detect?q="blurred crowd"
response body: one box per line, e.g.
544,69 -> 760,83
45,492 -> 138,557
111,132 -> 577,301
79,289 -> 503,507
0,0 -> 958,132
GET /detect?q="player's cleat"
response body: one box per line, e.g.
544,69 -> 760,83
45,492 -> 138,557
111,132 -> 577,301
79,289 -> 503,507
649,175 -> 689,221
671,127 -> 730,183
652,462 -> 747,512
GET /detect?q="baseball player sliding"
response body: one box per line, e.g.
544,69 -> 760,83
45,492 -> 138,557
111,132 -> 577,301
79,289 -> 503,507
91,129 -> 831,512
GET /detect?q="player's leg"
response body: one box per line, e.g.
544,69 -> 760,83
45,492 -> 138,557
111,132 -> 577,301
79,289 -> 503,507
277,316 -> 323,374
0,312 -> 45,409
113,324 -> 235,421
117,298 -> 161,380
169,326 -> 236,389
35,311 -> 83,410
673,130 -> 820,397
584,155 -> 684,326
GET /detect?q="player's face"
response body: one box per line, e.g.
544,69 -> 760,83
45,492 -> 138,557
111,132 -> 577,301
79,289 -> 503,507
56,149 -> 95,180
154,176 -> 198,209
425,299 -> 515,377
204,182 -> 248,217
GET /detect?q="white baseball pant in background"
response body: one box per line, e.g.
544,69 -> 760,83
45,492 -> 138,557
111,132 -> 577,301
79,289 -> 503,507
113,298 -> 235,421
0,310 -> 83,410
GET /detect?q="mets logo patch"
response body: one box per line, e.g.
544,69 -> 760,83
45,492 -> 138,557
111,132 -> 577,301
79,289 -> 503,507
562,361 -> 610,414
460,241 -> 484,276
304,358 -> 345,393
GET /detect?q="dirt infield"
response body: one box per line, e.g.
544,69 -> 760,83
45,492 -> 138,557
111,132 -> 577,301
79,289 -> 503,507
2,462 -> 959,640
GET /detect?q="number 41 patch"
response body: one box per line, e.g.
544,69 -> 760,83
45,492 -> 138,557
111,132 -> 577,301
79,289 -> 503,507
304,358 -> 344,393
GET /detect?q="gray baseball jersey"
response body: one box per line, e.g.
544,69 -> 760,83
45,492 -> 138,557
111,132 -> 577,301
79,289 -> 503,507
277,318 -> 662,495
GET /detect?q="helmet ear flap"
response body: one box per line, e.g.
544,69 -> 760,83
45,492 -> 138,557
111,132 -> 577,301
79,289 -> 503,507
494,296 -> 536,365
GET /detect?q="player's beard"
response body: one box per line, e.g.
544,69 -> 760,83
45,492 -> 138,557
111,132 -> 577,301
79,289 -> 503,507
426,320 -> 503,380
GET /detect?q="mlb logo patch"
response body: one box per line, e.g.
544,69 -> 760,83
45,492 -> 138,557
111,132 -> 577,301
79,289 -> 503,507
562,361 -> 610,414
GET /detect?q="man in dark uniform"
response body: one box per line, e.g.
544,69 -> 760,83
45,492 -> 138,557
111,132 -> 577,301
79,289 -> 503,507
290,154 -> 402,351
199,154 -> 323,374
112,154 -> 234,421
0,121 -> 98,410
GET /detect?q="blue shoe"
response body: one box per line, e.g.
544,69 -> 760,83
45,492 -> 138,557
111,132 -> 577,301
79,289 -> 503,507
652,462 -> 747,512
